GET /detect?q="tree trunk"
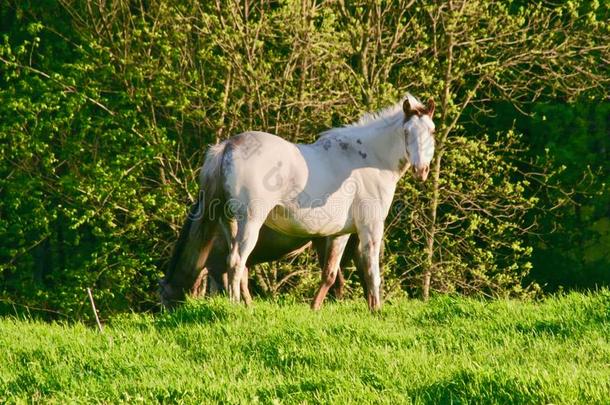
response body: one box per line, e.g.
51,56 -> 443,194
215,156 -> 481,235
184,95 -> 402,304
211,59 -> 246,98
422,1 -> 454,301
423,150 -> 443,301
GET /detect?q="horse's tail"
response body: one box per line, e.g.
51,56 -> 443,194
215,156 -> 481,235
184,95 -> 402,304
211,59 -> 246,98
199,142 -> 228,214
160,142 -> 230,308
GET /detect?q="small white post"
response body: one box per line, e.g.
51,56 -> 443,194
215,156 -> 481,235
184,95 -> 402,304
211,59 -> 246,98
87,287 -> 104,333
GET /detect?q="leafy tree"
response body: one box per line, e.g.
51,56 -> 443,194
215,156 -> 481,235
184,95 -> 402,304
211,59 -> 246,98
389,0 -> 609,299
0,0 -> 607,317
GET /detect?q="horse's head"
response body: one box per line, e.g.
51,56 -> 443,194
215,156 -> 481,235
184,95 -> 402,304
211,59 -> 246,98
158,201 -> 203,310
402,94 -> 436,181
158,277 -> 186,310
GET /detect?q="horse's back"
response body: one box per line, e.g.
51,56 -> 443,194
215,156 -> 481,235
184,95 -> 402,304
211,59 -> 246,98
229,131 -> 298,156
224,131 -> 307,192
222,131 -> 357,236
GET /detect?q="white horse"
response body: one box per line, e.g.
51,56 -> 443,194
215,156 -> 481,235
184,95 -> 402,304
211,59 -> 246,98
165,93 -> 435,311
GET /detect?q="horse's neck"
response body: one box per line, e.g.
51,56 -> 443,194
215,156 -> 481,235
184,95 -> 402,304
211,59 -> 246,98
358,124 -> 407,178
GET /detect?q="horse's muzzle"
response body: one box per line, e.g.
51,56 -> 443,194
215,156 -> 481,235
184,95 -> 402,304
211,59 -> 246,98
159,279 -> 182,309
413,165 -> 430,181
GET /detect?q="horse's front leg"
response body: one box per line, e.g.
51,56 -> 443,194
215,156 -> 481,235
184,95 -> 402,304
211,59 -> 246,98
311,234 -> 350,310
357,224 -> 383,312
205,261 -> 250,306
333,234 -> 361,299
190,267 -> 208,297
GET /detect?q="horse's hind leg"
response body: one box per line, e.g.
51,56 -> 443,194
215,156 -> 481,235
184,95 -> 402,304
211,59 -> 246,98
240,267 -> 252,306
227,218 -> 264,303
332,270 -> 346,300
311,234 -> 350,310
313,236 -> 349,301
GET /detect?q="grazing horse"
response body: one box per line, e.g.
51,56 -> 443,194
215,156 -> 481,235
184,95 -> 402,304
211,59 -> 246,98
161,93 -> 435,311
160,218 -> 361,307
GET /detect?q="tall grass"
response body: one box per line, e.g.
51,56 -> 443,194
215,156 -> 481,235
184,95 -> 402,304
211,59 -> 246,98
1,291 -> 609,404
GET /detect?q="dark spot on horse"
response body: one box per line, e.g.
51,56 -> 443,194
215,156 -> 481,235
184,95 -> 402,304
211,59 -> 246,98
359,151 -> 367,159
339,141 -> 349,150
357,139 -> 362,144
228,134 -> 245,146
322,139 -> 331,151
231,133 -> 262,159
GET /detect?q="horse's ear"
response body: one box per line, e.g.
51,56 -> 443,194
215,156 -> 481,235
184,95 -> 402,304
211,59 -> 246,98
426,98 -> 435,117
403,98 -> 416,119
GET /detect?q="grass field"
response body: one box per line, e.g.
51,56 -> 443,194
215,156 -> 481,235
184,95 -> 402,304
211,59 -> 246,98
1,291 -> 609,404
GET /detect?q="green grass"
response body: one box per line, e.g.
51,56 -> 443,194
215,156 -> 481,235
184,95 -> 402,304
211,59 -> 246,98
1,291 -> 610,404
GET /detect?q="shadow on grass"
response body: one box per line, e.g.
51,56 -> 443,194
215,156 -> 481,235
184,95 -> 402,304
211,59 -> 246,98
255,377 -> 335,403
153,298 -> 235,328
514,319 -> 579,339
411,370 -> 552,404
245,324 -> 327,372
413,295 -> 492,326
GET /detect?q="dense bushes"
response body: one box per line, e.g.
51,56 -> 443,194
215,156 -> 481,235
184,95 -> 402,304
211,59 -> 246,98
0,0 -> 608,317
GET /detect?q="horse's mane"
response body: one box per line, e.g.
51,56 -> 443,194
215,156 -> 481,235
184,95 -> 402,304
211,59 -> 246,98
320,93 -> 424,139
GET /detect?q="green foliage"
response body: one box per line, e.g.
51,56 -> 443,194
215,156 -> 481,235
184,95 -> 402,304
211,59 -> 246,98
0,3 -> 182,316
527,103 -> 610,290
0,0 -> 608,315
1,292 -> 609,403
386,130 -> 543,298
477,102 -> 610,290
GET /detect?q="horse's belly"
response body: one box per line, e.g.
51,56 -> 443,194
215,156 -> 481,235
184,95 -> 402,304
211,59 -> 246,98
264,205 -> 354,237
